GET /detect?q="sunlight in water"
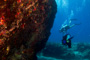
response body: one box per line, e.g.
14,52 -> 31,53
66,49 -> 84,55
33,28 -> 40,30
55,0 -> 61,9
55,0 -> 69,14
55,0 -> 68,8
62,0 -> 68,7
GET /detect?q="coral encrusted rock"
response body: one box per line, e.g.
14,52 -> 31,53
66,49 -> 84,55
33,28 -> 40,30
0,0 -> 57,60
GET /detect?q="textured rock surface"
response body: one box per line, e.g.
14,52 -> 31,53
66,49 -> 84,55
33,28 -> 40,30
0,0 -> 57,60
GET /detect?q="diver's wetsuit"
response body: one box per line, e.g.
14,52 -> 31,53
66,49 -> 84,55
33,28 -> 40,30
60,25 -> 70,33
62,34 -> 73,48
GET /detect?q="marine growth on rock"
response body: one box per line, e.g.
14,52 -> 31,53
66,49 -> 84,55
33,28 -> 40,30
0,0 -> 57,60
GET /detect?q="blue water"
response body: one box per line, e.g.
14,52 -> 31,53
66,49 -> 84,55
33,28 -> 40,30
48,0 -> 90,43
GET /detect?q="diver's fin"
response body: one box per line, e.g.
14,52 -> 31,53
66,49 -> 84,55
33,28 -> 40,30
70,19 -> 77,21
75,23 -> 82,25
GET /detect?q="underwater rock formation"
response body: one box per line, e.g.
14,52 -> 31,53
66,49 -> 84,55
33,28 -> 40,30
37,43 -> 90,60
0,0 -> 57,60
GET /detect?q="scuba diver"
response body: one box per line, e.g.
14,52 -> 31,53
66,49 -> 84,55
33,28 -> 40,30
59,19 -> 81,34
62,34 -> 73,48
60,19 -> 81,48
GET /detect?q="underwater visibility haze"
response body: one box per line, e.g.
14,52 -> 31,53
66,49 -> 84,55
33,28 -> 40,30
48,0 -> 90,43
1,0 -> 90,60
37,0 -> 90,60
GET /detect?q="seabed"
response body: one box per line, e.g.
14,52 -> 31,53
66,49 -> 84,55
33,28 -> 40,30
37,43 -> 90,60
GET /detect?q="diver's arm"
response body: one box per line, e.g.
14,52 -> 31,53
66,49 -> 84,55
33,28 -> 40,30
70,23 -> 81,28
75,23 -> 82,25
70,24 -> 75,28
69,36 -> 73,40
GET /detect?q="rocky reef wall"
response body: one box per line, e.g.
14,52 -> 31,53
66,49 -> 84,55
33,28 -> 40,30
0,0 -> 57,60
